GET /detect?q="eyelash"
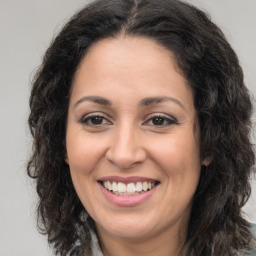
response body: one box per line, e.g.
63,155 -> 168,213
80,113 -> 112,126
80,113 -> 177,127
143,114 -> 177,127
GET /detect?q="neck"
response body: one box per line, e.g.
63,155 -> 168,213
96,222 -> 188,256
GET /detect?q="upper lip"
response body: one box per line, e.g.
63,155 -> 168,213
98,176 -> 160,184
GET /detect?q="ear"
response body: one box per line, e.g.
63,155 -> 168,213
63,140 -> 69,164
202,156 -> 212,166
64,154 -> 69,165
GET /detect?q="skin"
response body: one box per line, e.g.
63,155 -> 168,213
65,36 -> 205,256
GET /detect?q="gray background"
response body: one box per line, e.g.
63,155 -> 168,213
0,1 -> 255,255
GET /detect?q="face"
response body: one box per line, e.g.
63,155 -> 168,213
66,36 -> 202,242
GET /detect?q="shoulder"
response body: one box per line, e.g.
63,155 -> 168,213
249,223 -> 256,237
242,223 -> 256,256
70,246 -> 83,256
69,228 -> 103,256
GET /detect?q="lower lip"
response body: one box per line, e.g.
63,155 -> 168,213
99,183 -> 158,207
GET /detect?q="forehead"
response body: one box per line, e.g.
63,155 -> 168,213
70,36 -> 194,109
78,36 -> 179,75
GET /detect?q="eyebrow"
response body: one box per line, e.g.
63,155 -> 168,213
74,95 -> 184,109
139,96 -> 185,109
74,96 -> 112,108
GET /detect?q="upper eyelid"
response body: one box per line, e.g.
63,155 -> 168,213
79,112 -> 177,124
80,115 -> 112,128
142,114 -> 178,128
79,113 -> 112,126
144,113 -> 177,121
80,112 -> 111,120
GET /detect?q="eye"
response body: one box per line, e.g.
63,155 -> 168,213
80,114 -> 112,126
144,114 -> 177,127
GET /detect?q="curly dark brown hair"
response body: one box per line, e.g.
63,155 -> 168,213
27,0 -> 255,255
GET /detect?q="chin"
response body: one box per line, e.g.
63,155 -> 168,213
95,214 -> 160,239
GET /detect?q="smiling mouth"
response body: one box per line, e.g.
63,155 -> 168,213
99,180 -> 160,196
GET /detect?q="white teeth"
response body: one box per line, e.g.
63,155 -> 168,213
112,181 -> 118,192
117,182 -> 126,192
107,181 -> 112,191
142,181 -> 148,191
135,182 -> 142,192
102,181 -> 157,194
127,183 -> 136,193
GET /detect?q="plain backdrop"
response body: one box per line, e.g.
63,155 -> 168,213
0,1 -> 255,255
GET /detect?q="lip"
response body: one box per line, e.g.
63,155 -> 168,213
98,177 -> 159,207
98,175 -> 159,184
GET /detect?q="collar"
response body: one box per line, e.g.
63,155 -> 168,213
90,229 -> 104,256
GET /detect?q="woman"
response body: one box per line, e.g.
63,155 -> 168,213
27,0 -> 256,255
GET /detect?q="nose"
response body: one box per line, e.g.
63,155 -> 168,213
106,124 -> 147,169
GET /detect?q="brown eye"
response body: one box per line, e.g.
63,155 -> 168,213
152,117 -> 165,125
81,114 -> 112,126
144,114 -> 177,127
90,116 -> 104,125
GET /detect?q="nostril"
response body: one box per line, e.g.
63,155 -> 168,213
106,147 -> 147,169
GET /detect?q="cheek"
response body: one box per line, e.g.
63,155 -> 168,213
66,132 -> 104,212
150,131 -> 201,204
151,132 -> 201,173
66,130 -> 105,176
